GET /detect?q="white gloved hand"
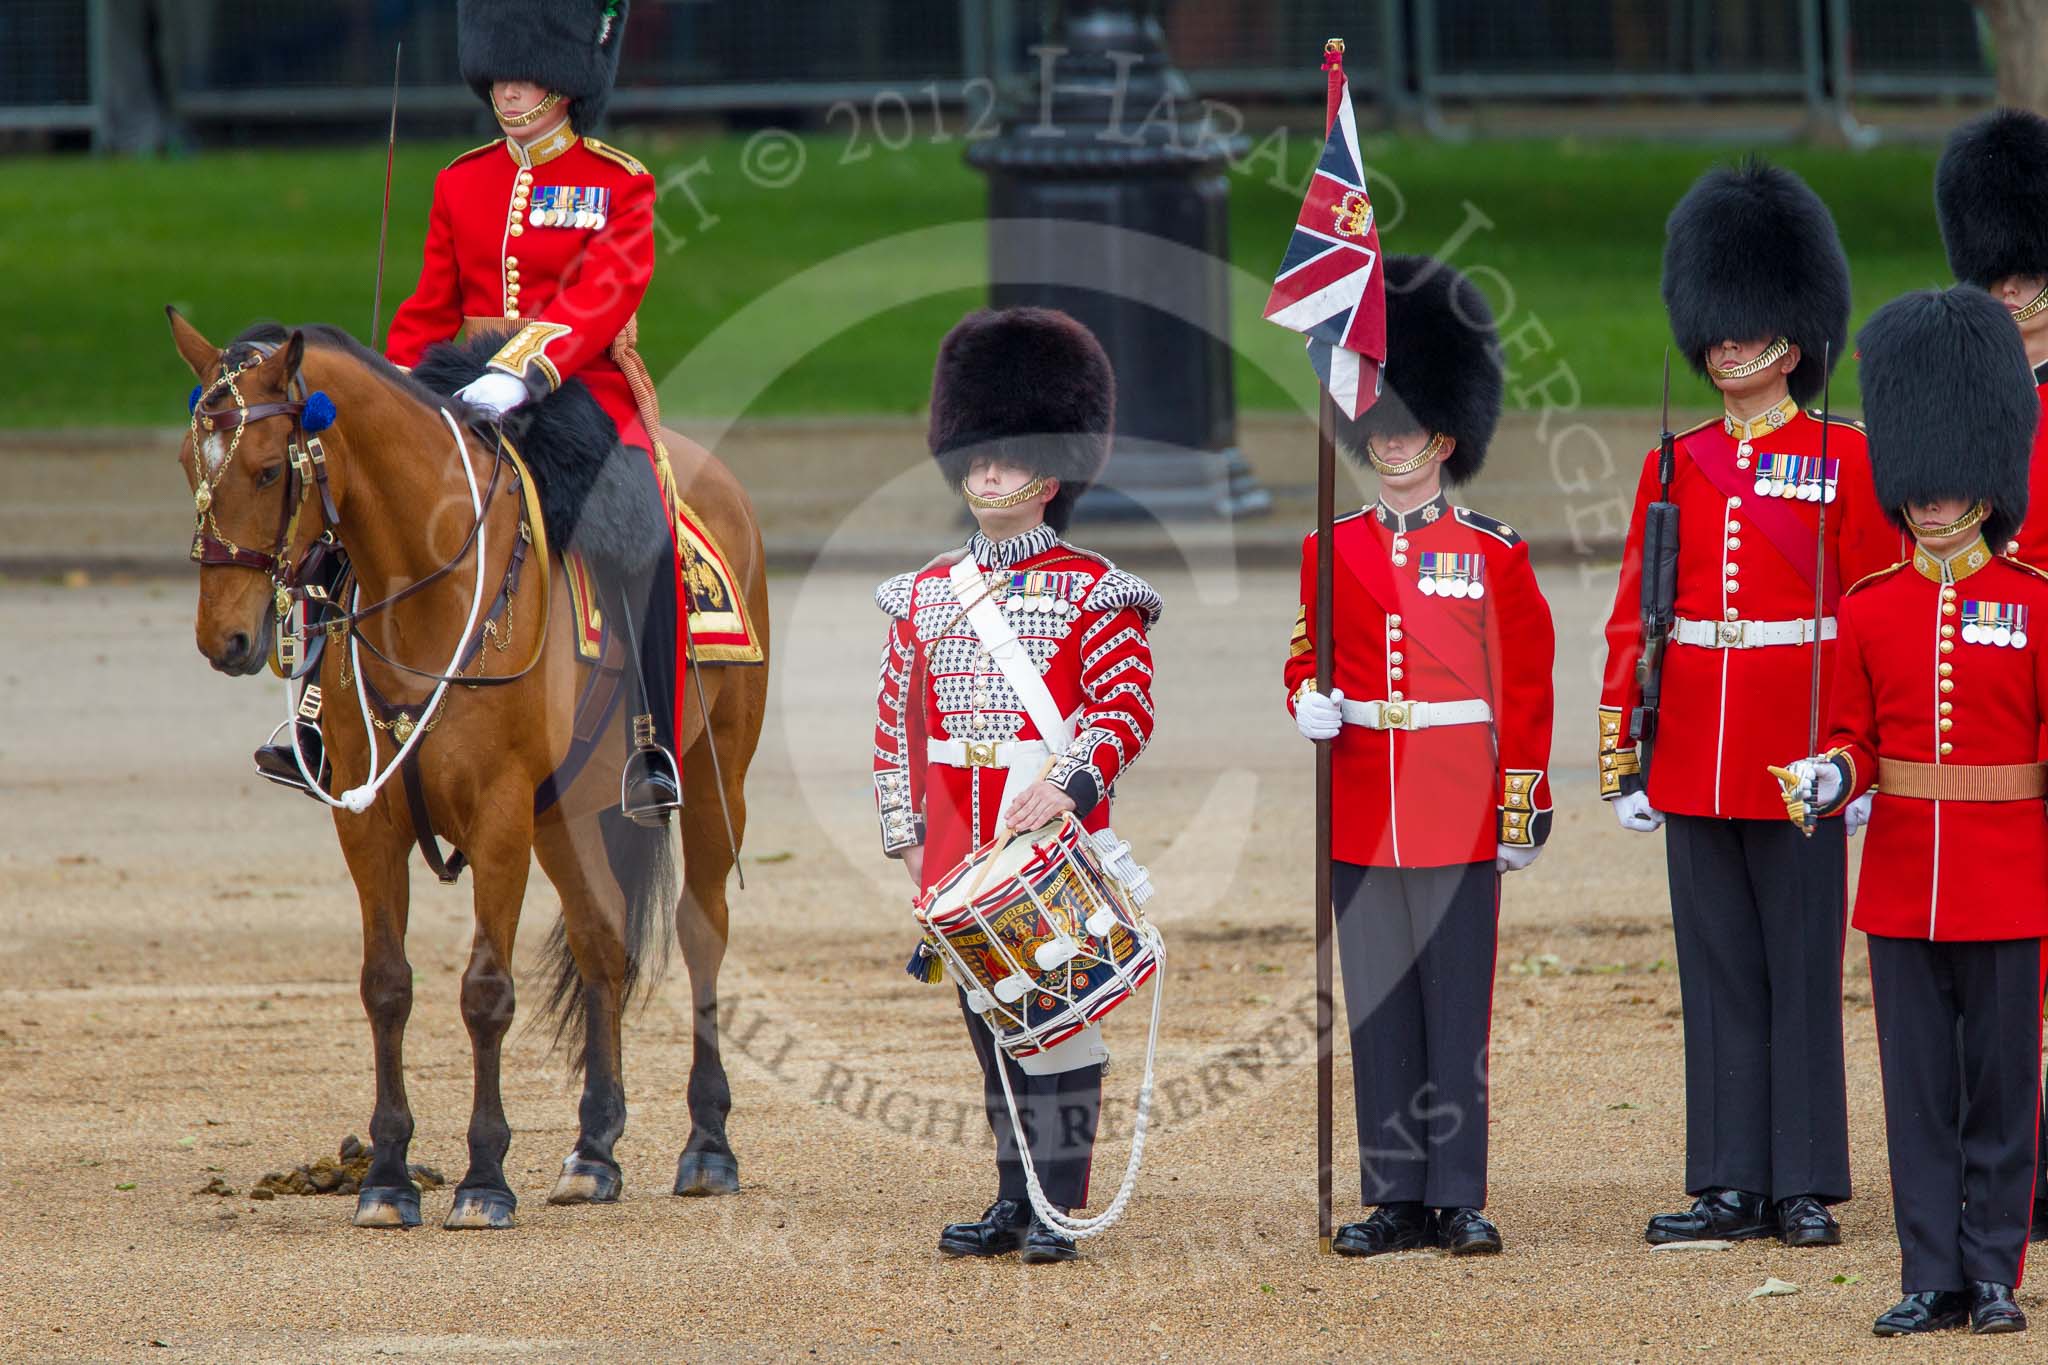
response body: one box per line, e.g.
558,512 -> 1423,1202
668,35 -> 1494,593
1496,842 -> 1542,873
1612,789 -> 1665,833
1843,791 -> 1874,836
1788,757 -> 1845,810
1294,687 -> 1345,742
455,370 -> 529,418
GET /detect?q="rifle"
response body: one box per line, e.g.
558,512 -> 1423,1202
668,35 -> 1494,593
1631,350 -> 1681,780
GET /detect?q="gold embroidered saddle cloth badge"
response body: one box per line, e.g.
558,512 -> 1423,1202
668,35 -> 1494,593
562,496 -> 762,665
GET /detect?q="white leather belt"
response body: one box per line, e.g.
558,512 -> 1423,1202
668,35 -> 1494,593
928,737 -> 1051,769
1673,616 -> 1836,649
1339,698 -> 1492,731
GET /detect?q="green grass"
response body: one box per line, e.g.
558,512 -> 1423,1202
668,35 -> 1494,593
5,130 -> 1952,428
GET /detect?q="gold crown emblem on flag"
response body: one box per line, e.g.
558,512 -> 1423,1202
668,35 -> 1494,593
1332,189 -> 1374,239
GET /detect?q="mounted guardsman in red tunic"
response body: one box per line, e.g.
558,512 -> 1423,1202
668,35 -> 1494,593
254,0 -> 690,825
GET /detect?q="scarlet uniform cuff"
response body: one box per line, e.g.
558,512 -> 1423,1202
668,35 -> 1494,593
1498,768 -> 1550,847
1597,706 -> 1643,798
487,320 -> 574,398
875,770 -> 923,855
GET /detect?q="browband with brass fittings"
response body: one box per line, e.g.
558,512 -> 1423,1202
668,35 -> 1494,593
1705,335 -> 1791,382
1876,758 -> 2048,802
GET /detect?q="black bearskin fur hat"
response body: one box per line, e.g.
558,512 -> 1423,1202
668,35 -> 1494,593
1857,286 -> 2036,552
928,307 -> 1116,533
1336,255 -> 1502,485
1936,108 -> 2048,289
1661,158 -> 1850,406
460,0 -> 628,134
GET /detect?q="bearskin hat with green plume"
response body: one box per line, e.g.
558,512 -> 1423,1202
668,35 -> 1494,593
459,0 -> 628,134
927,308 -> 1116,534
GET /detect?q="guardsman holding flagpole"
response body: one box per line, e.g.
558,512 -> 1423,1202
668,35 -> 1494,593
1597,160 -> 1899,1248
1936,107 -> 2048,1242
1776,286 -> 2043,1337
1285,256 -> 1555,1257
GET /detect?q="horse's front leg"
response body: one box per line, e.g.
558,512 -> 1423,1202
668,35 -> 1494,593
443,810 -> 534,1231
340,822 -> 421,1229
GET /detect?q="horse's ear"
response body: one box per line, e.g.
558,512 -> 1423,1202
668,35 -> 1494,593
166,307 -> 216,378
278,329 -> 306,379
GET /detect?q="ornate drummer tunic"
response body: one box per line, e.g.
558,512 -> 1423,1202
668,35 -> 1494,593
872,524 -> 1161,892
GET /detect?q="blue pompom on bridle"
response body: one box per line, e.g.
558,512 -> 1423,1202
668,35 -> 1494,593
188,384 -> 202,414
303,391 -> 337,433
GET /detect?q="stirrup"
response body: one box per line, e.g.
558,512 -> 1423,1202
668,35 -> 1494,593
620,732 -> 682,829
254,718 -> 327,799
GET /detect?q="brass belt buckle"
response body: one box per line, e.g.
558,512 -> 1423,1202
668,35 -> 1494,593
1380,701 -> 1410,729
964,740 -> 999,767
1718,620 -> 1744,646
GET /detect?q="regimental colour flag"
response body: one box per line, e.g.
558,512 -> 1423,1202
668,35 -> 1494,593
1262,47 -> 1386,420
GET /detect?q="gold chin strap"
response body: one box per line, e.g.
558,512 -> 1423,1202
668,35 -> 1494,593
1706,335 -> 1792,382
1367,431 -> 1449,477
1913,501 -> 1988,540
2015,282 -> 2048,324
495,91 -> 563,128
962,477 -> 1048,511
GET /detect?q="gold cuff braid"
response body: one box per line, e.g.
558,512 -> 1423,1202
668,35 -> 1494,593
1597,706 -> 1641,797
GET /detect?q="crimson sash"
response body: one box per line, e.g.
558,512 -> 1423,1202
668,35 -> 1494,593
1330,528 -> 1496,705
1680,430 -> 1839,603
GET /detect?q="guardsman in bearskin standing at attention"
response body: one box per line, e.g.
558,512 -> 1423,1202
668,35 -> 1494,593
1776,286 -> 2044,1337
1936,107 -> 2048,1241
1285,256 -> 1555,1257
871,308 -> 1160,1264
1598,160 -> 1900,1248
254,0 -> 687,825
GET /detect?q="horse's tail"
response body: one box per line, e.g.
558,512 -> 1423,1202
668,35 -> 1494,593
536,807 -> 677,1071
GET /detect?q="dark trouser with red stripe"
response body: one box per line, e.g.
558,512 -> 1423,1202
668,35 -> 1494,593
1868,934 -> 2044,1292
957,990 -> 1101,1210
1333,859 -> 1498,1210
1665,814 -> 1851,1203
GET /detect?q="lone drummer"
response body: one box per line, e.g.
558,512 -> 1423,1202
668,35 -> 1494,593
871,308 -> 1161,1263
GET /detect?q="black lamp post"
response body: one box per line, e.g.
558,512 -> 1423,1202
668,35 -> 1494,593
967,1 -> 1267,520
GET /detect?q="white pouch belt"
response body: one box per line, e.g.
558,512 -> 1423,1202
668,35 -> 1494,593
1673,616 -> 1836,649
1339,697 -> 1492,731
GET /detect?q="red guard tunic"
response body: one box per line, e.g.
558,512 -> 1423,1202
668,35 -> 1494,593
1599,400 -> 1899,819
385,126 -> 656,452
2002,366 -> 2048,565
1284,493 -> 1556,868
873,524 -> 1160,891
1822,542 -> 2048,941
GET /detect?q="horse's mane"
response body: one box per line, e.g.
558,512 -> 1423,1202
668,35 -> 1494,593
226,321 -> 460,416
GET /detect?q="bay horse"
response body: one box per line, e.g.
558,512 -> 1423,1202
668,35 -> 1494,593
166,310 -> 767,1229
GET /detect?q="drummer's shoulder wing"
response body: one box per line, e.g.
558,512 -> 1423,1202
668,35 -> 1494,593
1073,554 -> 1164,630
875,551 -> 963,620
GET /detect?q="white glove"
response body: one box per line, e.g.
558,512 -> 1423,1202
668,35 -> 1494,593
1843,791 -> 1873,836
1496,842 -> 1542,873
1612,789 -> 1665,833
1787,757 -> 1845,810
1294,687 -> 1345,742
455,370 -> 529,417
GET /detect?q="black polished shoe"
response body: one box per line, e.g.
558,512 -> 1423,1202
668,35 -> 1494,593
2032,1201 -> 2048,1243
1333,1202 -> 1438,1257
1437,1207 -> 1502,1255
1020,1214 -> 1080,1264
1970,1281 -> 2027,1335
253,721 -> 326,798
1775,1194 -> 1841,1247
621,751 -> 682,828
1645,1188 -> 1775,1245
938,1199 -> 1030,1258
1872,1290 -> 1969,1337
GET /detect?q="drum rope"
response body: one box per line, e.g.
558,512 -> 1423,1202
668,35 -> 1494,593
993,926 -> 1164,1240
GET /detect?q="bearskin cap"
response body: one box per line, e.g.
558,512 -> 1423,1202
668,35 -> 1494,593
928,307 -> 1116,533
1661,158 -> 1850,405
1856,285 -> 2036,552
459,0 -> 628,134
1936,108 -> 2048,289
1336,255 -> 1502,485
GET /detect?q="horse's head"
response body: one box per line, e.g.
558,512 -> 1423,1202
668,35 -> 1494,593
168,309 -> 330,676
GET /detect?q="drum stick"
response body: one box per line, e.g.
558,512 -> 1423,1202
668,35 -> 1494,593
966,756 -> 1060,899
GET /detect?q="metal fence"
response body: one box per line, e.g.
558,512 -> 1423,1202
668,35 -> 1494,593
0,0 -> 2003,149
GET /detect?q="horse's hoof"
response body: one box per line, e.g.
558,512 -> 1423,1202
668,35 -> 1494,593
442,1187 -> 518,1230
352,1184 -> 421,1229
547,1154 -> 622,1205
673,1150 -> 739,1197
